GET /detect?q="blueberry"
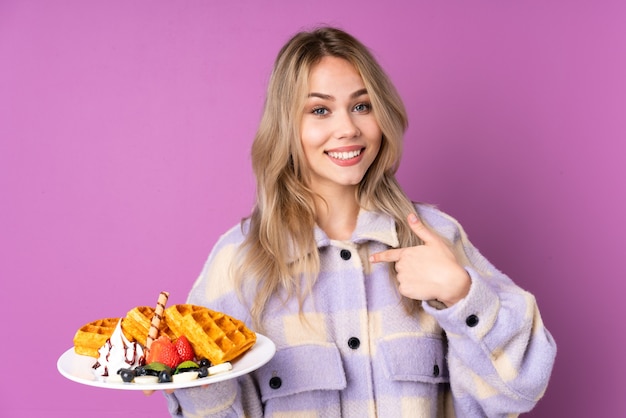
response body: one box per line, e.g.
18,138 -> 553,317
134,366 -> 147,376
198,358 -> 212,368
158,369 -> 173,383
136,366 -> 159,376
198,366 -> 209,378
119,368 -> 135,383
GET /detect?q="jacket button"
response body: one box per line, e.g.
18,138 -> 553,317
433,364 -> 440,377
465,314 -> 479,327
269,376 -> 282,389
340,249 -> 352,260
347,337 -> 360,349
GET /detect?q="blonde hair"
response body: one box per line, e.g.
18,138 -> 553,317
234,27 -> 421,329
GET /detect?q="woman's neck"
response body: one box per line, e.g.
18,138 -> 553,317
314,188 -> 360,241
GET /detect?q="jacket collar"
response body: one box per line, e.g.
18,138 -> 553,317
313,209 -> 399,249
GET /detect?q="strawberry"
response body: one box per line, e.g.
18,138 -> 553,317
146,335 -> 181,369
175,335 -> 195,362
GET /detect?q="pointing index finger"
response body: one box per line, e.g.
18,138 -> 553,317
369,248 -> 402,263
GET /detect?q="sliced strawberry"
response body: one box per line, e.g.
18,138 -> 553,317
157,343 -> 181,369
146,335 -> 181,369
145,335 -> 168,364
175,335 -> 195,363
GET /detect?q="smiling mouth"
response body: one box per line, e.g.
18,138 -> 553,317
326,148 -> 363,160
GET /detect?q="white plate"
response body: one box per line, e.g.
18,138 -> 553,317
57,333 -> 275,391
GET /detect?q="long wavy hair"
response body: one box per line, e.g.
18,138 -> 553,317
233,27 -> 422,329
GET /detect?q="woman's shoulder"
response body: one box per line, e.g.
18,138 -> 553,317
196,219 -> 250,274
211,218 -> 251,251
186,219 -> 251,310
414,202 -> 466,242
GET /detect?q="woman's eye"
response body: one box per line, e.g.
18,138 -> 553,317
354,103 -> 371,113
312,107 -> 329,116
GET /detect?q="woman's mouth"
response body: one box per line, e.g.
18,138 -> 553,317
326,148 -> 363,160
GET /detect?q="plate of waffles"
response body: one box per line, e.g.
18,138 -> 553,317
57,333 -> 276,391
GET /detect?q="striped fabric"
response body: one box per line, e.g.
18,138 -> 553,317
166,204 -> 556,417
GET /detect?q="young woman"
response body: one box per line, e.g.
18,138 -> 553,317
164,27 -> 556,417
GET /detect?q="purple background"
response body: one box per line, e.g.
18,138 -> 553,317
1,1 -> 625,416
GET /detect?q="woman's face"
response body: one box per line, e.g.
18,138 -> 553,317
300,56 -> 382,196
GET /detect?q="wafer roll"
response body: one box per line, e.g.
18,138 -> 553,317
145,291 -> 169,355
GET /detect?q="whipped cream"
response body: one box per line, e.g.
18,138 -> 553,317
92,319 -> 144,379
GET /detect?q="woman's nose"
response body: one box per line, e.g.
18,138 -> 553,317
334,112 -> 360,139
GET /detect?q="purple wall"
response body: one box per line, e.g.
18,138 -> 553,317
1,1 -> 624,416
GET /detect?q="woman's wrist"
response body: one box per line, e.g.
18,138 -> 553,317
438,268 -> 471,307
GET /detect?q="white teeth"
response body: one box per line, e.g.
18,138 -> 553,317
327,149 -> 362,160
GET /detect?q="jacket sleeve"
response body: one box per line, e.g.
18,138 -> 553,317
164,374 -> 263,417
419,206 -> 557,416
163,224 -> 264,417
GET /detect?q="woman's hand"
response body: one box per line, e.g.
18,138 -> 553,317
370,213 -> 471,307
143,389 -> 174,396
143,382 -> 210,397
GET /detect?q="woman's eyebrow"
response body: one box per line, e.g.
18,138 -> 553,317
307,92 -> 334,100
307,88 -> 369,101
351,88 -> 368,99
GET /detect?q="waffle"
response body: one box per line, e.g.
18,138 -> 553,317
73,302 -> 256,364
171,305 -> 256,365
73,318 -> 119,358
163,304 -> 206,338
121,306 -> 175,345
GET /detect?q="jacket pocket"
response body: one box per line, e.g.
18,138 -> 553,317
379,334 -> 450,384
257,343 -> 347,402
